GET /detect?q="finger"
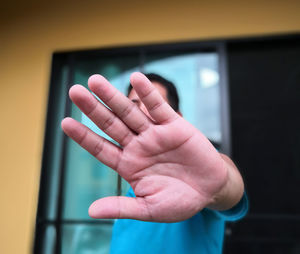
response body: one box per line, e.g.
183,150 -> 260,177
69,85 -> 134,146
130,72 -> 178,124
89,196 -> 152,221
88,74 -> 151,133
61,117 -> 122,170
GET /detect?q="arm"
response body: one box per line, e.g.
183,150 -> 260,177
206,153 -> 244,211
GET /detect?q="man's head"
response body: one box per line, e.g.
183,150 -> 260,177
127,73 -> 180,115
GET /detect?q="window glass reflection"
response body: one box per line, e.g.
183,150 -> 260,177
62,224 -> 112,254
144,53 -> 221,143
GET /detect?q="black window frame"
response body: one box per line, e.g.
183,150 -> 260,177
34,40 -> 231,254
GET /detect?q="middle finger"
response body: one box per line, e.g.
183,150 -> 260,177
88,74 -> 152,134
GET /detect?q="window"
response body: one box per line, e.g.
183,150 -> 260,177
34,42 -> 230,253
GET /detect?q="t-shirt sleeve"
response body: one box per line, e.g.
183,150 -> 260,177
126,187 -> 136,197
209,192 -> 249,221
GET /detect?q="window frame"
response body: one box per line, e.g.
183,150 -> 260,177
34,40 -> 231,254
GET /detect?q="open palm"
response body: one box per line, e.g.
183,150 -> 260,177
62,72 -> 229,222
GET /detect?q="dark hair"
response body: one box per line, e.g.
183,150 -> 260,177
127,73 -> 180,112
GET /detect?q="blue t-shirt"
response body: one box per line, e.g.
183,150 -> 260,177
110,188 -> 248,254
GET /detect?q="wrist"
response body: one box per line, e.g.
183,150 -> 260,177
206,154 -> 244,211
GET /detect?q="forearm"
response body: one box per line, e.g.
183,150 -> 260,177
206,154 -> 245,211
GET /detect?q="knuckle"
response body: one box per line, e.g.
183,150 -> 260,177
93,140 -> 104,157
102,115 -> 116,131
86,100 -> 98,117
119,103 -> 135,119
119,131 -> 132,146
78,129 -> 88,146
149,100 -> 164,112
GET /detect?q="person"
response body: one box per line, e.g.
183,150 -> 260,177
61,72 -> 248,254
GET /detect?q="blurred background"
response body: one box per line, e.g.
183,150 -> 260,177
0,0 -> 299,253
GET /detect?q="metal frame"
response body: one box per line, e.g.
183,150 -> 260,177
218,42 -> 232,155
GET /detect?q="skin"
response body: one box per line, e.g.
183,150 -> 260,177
128,81 -> 179,119
61,72 -> 244,222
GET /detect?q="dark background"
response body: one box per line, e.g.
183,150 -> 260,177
224,36 -> 300,253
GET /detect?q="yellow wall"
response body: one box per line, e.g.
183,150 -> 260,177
0,0 -> 299,253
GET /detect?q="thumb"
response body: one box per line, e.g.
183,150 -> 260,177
88,196 -> 152,221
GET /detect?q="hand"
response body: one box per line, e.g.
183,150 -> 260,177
61,72 -> 243,222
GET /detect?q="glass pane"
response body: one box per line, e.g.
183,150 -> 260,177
62,224 -> 112,254
63,56 -> 139,219
144,52 -> 221,143
40,225 -> 56,254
